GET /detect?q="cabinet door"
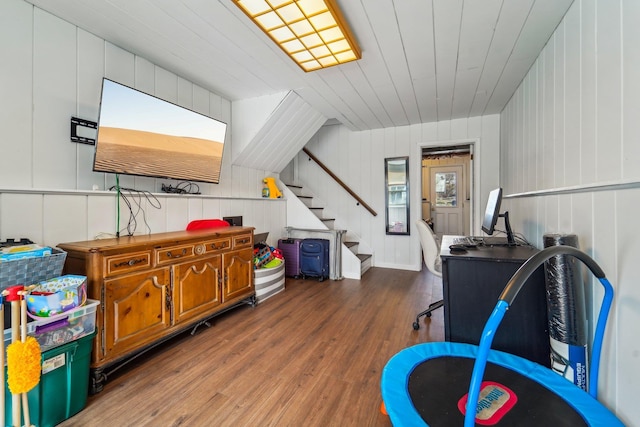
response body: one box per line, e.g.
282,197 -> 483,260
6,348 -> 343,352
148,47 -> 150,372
443,257 -> 550,367
222,248 -> 254,302
104,268 -> 171,359
173,254 -> 222,324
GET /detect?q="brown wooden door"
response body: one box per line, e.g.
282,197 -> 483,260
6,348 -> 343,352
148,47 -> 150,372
173,254 -> 222,324
222,248 -> 254,302
104,267 -> 171,359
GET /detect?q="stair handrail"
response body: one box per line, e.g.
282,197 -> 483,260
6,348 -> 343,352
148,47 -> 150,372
303,148 -> 377,216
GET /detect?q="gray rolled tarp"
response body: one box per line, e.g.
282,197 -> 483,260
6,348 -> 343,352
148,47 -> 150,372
543,233 -> 588,390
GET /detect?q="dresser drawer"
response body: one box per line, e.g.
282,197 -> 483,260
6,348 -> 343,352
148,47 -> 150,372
156,244 -> 195,264
105,251 -> 152,277
233,234 -> 253,249
203,237 -> 232,254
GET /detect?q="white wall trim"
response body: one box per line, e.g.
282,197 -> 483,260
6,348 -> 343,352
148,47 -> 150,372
0,187 -> 285,201
504,179 -> 640,198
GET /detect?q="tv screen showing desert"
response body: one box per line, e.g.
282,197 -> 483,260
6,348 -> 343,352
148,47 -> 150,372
94,79 -> 227,184
95,127 -> 223,183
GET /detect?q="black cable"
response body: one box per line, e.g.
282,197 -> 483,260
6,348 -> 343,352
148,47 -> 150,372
161,181 -> 200,194
490,227 -> 532,246
109,186 -> 161,236
176,181 -> 200,194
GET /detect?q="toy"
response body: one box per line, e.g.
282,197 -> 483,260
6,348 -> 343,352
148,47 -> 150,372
263,177 -> 282,199
254,246 -> 274,269
27,274 -> 87,318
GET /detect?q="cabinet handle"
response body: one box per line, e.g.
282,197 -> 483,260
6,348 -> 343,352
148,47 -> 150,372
167,248 -> 187,258
238,238 -> 249,244
211,242 -> 228,250
115,257 -> 146,268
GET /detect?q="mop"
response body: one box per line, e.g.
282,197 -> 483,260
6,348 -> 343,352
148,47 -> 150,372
5,285 -> 40,427
1,291 -> 5,427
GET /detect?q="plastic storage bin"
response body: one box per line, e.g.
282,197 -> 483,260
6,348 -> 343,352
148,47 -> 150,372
27,274 -> 88,318
4,299 -> 99,353
4,332 -> 96,427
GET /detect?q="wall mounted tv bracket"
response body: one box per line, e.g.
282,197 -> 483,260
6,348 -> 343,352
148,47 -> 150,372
70,116 -> 97,145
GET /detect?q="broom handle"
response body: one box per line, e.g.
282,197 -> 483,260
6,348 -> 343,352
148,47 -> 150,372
1,302 -> 4,427
20,296 -> 31,427
21,395 -> 29,427
11,300 -> 20,427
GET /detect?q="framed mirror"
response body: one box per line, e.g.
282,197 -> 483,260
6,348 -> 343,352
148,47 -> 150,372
385,157 -> 410,235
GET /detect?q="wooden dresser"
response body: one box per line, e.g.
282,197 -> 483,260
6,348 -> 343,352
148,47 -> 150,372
58,227 -> 255,393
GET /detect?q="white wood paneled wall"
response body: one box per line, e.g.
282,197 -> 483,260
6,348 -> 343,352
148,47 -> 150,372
292,115 -> 500,271
0,1 -> 286,247
0,190 -> 285,249
500,0 -> 638,424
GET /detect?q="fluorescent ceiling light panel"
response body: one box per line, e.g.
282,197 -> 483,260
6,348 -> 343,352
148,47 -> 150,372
234,0 -> 361,72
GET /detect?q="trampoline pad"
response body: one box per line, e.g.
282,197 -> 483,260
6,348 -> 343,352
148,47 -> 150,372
408,356 -> 588,426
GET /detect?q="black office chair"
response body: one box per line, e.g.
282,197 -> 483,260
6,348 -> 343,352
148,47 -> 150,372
413,220 -> 443,330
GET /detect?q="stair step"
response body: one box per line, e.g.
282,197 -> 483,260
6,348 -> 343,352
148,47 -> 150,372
356,253 -> 372,262
358,253 -> 372,276
286,183 -> 372,277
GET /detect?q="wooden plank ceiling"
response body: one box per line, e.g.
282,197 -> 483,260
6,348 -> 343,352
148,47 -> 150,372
25,0 -> 573,131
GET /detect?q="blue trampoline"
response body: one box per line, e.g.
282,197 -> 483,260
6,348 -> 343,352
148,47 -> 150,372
381,246 -> 623,426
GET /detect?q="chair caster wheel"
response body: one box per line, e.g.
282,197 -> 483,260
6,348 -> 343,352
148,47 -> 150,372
412,322 -> 420,330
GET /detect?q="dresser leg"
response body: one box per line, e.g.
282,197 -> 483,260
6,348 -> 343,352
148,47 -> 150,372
90,367 -> 107,395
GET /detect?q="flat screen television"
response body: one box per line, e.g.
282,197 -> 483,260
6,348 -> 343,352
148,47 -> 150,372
93,78 -> 227,184
481,187 -> 516,246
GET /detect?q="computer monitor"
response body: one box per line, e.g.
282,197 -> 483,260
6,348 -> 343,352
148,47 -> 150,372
481,187 -> 516,246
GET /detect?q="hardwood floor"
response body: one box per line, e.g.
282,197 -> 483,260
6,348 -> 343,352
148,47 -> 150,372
60,267 -> 444,426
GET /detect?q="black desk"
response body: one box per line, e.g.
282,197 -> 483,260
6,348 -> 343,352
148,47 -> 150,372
441,236 -> 550,367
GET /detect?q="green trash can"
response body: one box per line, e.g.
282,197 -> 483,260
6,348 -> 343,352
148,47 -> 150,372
4,332 -> 95,427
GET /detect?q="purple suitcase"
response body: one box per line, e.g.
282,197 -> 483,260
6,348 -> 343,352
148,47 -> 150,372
278,238 -> 302,278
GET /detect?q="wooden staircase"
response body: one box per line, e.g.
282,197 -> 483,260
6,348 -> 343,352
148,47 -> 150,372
285,184 -> 372,277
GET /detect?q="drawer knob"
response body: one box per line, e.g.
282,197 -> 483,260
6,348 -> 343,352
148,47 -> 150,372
167,248 -> 187,258
115,257 -> 146,268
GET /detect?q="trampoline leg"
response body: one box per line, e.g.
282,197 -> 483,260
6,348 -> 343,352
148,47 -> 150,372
380,401 -> 387,415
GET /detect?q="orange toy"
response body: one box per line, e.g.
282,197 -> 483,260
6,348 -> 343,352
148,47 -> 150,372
263,177 -> 282,198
